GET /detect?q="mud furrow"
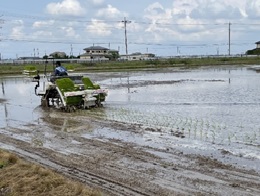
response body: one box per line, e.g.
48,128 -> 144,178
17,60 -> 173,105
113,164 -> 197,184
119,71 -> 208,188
0,139 -> 151,196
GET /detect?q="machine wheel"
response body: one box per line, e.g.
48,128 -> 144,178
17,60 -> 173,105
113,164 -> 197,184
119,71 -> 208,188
95,98 -> 101,107
41,98 -> 49,107
64,105 -> 76,113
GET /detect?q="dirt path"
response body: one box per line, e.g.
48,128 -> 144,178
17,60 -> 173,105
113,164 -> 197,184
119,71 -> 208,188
0,111 -> 260,196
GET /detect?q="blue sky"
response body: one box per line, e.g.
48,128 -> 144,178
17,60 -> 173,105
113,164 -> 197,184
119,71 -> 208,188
1,0 -> 260,59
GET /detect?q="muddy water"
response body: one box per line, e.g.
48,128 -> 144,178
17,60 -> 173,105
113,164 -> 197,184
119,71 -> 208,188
0,67 -> 260,172
0,76 -> 41,128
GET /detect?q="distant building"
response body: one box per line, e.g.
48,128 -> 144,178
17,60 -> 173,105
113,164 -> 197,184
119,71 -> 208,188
120,52 -> 156,61
18,57 -> 41,60
80,46 -> 110,60
49,51 -> 67,58
255,41 -> 260,49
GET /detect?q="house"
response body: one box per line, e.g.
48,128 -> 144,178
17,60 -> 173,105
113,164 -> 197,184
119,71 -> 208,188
256,41 -> 260,49
80,46 -> 111,60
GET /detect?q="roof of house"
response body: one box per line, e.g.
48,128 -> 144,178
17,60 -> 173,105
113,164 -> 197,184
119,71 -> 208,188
255,41 -> 260,44
83,46 -> 109,51
80,53 -> 111,57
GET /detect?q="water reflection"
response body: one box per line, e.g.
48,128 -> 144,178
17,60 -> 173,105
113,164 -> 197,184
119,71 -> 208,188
0,68 -> 260,162
0,77 -> 41,128
103,68 -> 260,157
4,103 -> 8,127
1,81 -> 5,95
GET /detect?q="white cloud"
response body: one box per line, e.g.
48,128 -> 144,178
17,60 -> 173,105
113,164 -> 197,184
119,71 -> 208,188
142,0 -> 250,45
61,26 -> 79,38
144,2 -> 172,22
33,20 -> 55,29
245,0 -> 260,18
10,26 -> 24,39
96,4 -> 125,18
175,17 -> 204,33
90,0 -> 104,6
170,0 -> 246,20
46,0 -> 85,16
32,31 -> 53,38
10,20 -> 24,40
32,20 -> 80,40
127,22 -> 142,32
86,19 -> 112,36
172,0 -> 198,17
190,0 -> 243,19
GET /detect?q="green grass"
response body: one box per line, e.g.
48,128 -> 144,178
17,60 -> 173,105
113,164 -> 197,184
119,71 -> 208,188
0,56 -> 260,75
24,66 -> 36,71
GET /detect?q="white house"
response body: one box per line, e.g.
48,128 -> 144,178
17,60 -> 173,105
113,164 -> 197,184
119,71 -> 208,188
80,46 -> 110,60
255,41 -> 260,48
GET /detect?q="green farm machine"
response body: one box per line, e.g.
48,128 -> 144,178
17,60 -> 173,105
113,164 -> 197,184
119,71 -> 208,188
32,64 -> 107,112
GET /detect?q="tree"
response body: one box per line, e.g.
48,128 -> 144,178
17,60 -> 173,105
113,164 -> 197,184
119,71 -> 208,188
43,55 -> 48,59
246,48 -> 260,55
107,51 -> 119,61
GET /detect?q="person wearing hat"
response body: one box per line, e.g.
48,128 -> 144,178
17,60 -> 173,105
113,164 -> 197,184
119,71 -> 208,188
54,61 -> 68,76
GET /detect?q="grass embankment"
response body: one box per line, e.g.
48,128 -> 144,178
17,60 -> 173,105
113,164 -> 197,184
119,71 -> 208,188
0,149 -> 100,196
1,56 -> 260,75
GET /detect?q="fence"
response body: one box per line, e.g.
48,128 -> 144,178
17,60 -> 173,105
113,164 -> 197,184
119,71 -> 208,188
0,58 -> 110,65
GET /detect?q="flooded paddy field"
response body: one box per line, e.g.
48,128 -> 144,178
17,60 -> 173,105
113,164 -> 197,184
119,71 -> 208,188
0,66 -> 260,195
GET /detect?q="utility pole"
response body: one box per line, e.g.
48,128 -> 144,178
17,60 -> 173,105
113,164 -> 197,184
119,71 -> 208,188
228,22 -> 231,56
0,15 -> 3,35
0,15 -> 4,60
70,44 -> 73,57
121,17 -> 131,56
177,46 -> 180,56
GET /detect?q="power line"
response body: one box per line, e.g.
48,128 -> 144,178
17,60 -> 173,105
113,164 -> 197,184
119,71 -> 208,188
4,10 -> 260,27
2,37 -> 254,48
